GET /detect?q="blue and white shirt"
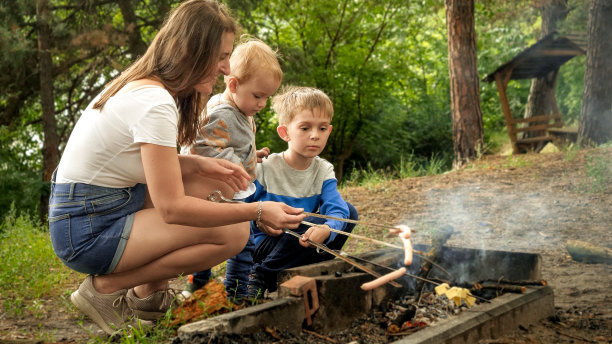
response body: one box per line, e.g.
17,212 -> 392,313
245,153 -> 349,245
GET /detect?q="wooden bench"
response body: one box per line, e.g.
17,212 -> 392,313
510,114 -> 562,153
507,114 -> 578,153
547,126 -> 579,144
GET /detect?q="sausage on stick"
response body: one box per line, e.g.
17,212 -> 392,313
389,225 -> 413,265
361,267 -> 407,290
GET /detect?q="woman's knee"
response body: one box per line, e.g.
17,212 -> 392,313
228,222 -> 250,255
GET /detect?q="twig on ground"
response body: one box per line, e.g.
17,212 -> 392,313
303,328 -> 337,343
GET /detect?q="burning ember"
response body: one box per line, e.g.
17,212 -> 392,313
383,289 -> 481,336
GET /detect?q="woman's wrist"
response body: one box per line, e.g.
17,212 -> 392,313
256,201 -> 263,227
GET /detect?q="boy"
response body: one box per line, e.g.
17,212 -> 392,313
240,85 -> 358,298
181,38 -> 282,296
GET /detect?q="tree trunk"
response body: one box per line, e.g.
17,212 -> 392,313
523,1 -> 568,142
117,0 -> 148,57
445,0 -> 484,168
36,0 -> 59,220
578,0 -> 612,145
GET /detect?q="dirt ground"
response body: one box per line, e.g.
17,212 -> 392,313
1,147 -> 611,343
338,147 -> 612,344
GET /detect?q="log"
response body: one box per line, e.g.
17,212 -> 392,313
478,279 -> 547,286
477,283 -> 526,293
566,240 -> 612,265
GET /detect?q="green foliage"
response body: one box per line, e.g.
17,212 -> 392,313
0,207 -> 71,317
2,0 -> 591,215
0,126 -> 47,217
1,0 -> 183,217
231,1 -> 459,179
555,56 -> 585,125
476,3 -> 539,134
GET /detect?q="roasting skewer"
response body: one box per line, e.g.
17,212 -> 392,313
343,253 -> 491,304
208,190 -> 416,233
301,220 -> 453,279
282,228 -> 402,288
302,212 -> 416,232
302,220 -> 403,250
207,190 -> 415,289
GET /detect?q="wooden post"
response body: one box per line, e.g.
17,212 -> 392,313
495,71 -> 518,154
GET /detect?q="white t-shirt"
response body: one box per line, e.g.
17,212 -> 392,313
56,86 -> 178,188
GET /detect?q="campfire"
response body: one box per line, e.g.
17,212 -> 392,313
175,226 -> 554,344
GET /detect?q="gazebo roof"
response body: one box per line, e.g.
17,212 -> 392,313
483,32 -> 585,83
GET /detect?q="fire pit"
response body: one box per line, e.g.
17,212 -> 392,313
176,245 -> 554,344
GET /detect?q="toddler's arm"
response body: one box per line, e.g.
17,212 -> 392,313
256,147 -> 270,162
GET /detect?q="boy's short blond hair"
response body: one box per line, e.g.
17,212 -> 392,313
227,38 -> 282,84
271,86 -> 334,125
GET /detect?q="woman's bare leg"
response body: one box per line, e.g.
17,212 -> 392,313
92,208 -> 249,294
92,176 -> 249,295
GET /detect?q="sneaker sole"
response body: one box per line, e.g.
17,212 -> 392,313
132,308 -> 165,321
71,290 -> 117,335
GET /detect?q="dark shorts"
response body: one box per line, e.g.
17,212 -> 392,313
48,173 -> 145,275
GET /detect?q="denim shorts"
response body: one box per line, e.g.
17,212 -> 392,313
48,174 -> 145,275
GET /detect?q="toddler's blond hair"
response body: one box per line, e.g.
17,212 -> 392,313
227,38 -> 282,84
271,86 -> 334,125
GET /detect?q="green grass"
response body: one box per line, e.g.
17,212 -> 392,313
85,317 -> 177,344
0,206 -> 74,318
0,207 -> 181,343
584,150 -> 612,193
342,153 -> 451,189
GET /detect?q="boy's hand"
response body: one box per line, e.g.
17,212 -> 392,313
300,224 -> 331,248
256,147 -> 270,162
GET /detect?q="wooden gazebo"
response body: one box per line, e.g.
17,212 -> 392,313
483,32 -> 584,154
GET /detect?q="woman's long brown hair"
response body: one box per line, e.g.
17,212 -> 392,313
93,0 -> 236,146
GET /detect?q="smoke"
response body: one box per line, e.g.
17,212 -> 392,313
398,183 -> 567,253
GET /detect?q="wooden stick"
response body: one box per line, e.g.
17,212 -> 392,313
479,278 -> 547,286
478,283 -> 526,293
554,328 -> 597,343
301,220 -> 403,250
301,221 -> 453,279
302,328 -> 337,343
282,228 -> 402,288
303,212 -> 416,232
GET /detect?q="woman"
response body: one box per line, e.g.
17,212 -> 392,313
48,0 -> 305,335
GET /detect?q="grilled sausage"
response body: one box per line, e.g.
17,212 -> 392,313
390,225 -> 413,265
400,234 -> 413,265
361,267 -> 407,290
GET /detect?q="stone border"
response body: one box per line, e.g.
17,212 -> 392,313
391,286 -> 554,344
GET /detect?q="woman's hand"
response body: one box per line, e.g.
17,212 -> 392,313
196,156 -> 251,192
256,147 -> 270,163
299,224 -> 331,248
256,202 -> 306,236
